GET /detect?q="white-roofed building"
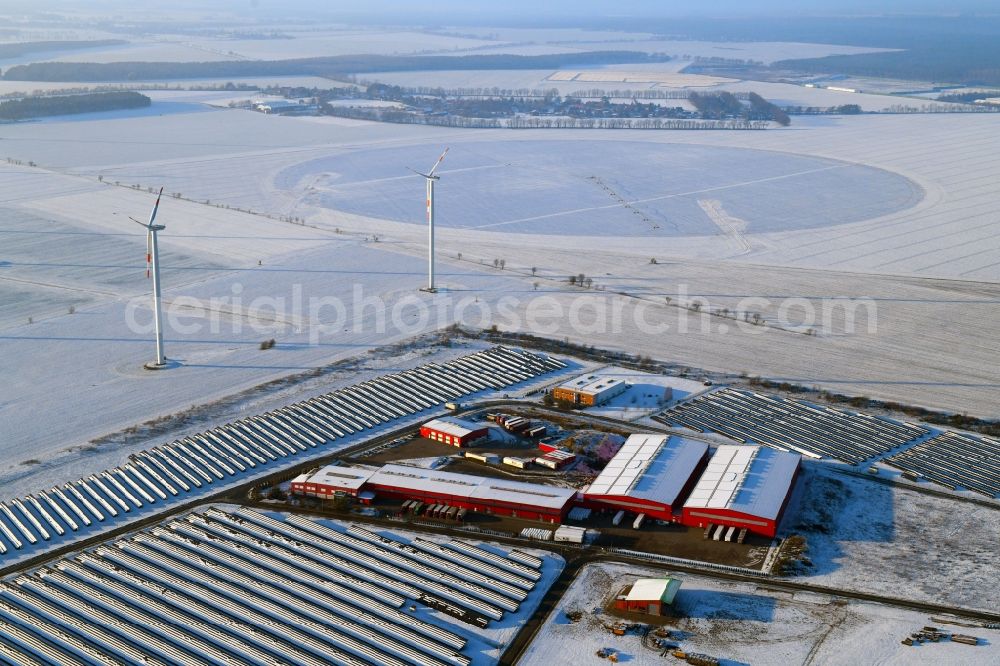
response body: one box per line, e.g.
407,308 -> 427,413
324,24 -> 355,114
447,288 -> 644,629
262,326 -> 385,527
681,444 -> 800,537
290,465 -> 377,498
553,374 -> 629,406
614,577 -> 682,615
363,463 -> 576,522
582,434 -> 709,520
420,416 -> 489,447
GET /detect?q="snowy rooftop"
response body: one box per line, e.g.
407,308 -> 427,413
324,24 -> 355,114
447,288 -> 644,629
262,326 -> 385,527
539,450 -> 576,461
586,434 -> 708,505
298,465 -> 377,491
422,417 -> 486,438
626,578 -> 682,604
556,374 -> 626,396
369,463 -> 576,510
683,445 -> 800,520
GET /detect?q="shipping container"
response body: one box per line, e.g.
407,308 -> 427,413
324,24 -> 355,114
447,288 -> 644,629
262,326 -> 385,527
612,510 -> 625,526
632,513 -> 645,530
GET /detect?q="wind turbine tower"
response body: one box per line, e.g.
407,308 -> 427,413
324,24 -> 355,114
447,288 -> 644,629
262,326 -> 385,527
409,147 -> 448,292
130,187 -> 167,369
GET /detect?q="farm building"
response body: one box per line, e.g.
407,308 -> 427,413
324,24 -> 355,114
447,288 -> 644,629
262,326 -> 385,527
420,416 -> 489,447
552,375 -> 628,406
680,445 -> 800,538
614,578 -> 682,615
535,449 -> 577,470
582,434 -> 709,520
290,465 -> 377,498
363,463 -> 576,522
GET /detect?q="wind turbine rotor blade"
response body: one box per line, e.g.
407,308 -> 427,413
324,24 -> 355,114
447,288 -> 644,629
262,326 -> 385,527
426,147 -> 449,177
128,216 -> 147,228
146,230 -> 152,279
147,186 -> 164,226
406,166 -> 430,178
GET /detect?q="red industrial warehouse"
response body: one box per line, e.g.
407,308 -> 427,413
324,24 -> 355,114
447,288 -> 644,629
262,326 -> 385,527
582,434 -> 709,521
419,416 -> 489,447
293,462 -> 576,522
680,444 -> 800,538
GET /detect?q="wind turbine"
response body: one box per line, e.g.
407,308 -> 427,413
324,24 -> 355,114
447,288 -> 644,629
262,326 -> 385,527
409,147 -> 448,292
129,187 -> 167,369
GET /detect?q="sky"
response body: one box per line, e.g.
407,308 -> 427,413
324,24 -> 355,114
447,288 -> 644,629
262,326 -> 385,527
11,1 -> 1000,17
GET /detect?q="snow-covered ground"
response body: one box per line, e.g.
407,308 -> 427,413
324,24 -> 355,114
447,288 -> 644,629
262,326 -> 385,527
0,108 -> 997,473
780,464 -> 1000,613
521,562 -> 1000,666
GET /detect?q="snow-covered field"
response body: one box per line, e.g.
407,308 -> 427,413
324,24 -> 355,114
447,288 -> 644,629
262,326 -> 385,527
521,562 -> 1000,666
0,107 -> 997,472
268,138 -> 922,237
781,464 -> 1000,612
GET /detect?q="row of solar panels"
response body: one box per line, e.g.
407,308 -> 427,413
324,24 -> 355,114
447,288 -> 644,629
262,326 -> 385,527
885,431 -> 1000,498
653,388 -> 927,465
0,507 -> 544,666
0,346 -> 566,560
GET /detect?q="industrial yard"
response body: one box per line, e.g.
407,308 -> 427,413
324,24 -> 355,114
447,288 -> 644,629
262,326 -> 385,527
1,4 -> 999,664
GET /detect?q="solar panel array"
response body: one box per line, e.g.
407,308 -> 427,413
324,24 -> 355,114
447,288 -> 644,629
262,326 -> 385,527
653,388 -> 928,465
0,507 -> 546,665
0,346 -> 566,561
885,431 -> 1000,498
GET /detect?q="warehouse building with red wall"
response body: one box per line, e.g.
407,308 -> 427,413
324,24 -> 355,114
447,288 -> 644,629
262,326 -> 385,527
365,464 -> 576,522
420,417 -> 489,447
582,434 -> 709,521
290,466 -> 376,499
680,444 -> 800,538
294,462 -> 576,522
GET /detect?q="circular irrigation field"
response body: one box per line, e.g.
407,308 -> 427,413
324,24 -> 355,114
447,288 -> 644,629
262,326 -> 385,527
276,140 -> 923,237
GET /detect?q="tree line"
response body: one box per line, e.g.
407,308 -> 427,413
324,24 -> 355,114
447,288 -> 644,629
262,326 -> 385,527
774,35 -> 1000,88
689,91 -> 790,125
0,92 -> 151,120
321,105 -> 769,130
0,51 -> 670,82
0,39 -> 125,59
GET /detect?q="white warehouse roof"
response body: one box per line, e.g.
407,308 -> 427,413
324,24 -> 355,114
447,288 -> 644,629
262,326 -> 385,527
683,445 -> 800,520
586,434 -> 707,505
368,463 -> 575,511
296,465 -> 377,491
556,374 -> 626,396
422,417 -> 486,438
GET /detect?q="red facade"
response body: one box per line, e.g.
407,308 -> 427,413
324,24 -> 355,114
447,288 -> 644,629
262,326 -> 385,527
614,598 -> 664,615
419,424 -> 488,447
290,480 -> 358,498
679,466 -> 799,538
362,481 -> 567,523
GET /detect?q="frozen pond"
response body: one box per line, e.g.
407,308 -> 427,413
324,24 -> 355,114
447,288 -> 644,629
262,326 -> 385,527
277,140 -> 923,237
